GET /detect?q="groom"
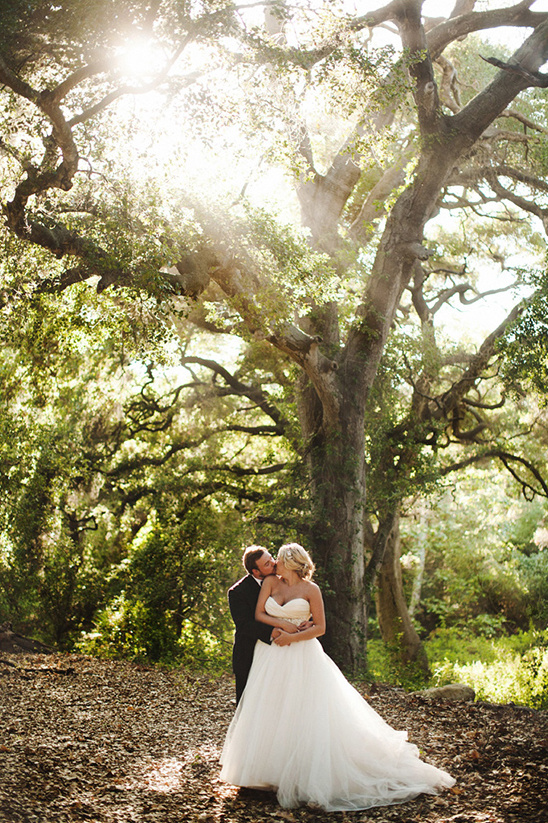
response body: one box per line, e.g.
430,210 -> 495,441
228,545 -> 279,704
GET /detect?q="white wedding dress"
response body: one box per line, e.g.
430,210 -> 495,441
220,596 -> 455,811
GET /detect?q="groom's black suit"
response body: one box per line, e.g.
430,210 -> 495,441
229,574 -> 273,703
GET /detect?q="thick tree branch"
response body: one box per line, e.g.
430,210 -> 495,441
432,301 -> 525,422
226,424 -> 282,436
297,135 -> 363,249
396,0 -> 441,136
51,59 -> 110,104
497,108 -> 548,133
450,18 -> 548,147
486,170 -> 548,230
116,479 -> 267,513
493,164 -> 548,194
349,148 -> 413,242
464,395 -> 505,411
427,4 -> 545,61
436,54 -> 461,113
207,462 -> 286,477
102,432 -> 215,478
441,449 -> 548,498
480,53 -> 548,87
68,65 -> 200,128
180,356 -> 286,432
427,280 -> 519,315
0,55 -> 39,102
259,2 -> 544,72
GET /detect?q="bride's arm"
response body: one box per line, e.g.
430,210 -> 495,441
255,577 -> 299,633
273,583 -> 326,645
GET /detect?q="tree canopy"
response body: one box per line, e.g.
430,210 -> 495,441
1,0 -> 548,669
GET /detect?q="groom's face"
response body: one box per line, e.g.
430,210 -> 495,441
254,552 -> 277,579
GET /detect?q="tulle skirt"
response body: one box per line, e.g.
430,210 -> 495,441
220,638 -> 455,811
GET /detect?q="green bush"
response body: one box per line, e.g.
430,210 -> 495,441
366,638 -> 430,691
75,593 -> 173,660
400,473 -> 548,635
366,627 -> 548,709
427,627 -> 548,709
75,502 -> 239,666
175,621 -> 232,675
76,592 -> 232,672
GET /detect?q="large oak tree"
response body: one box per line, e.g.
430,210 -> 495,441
2,0 -> 548,667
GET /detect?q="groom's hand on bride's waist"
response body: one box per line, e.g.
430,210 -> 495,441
271,621 -> 313,644
273,631 -> 293,646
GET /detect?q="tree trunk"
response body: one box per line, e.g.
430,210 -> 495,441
409,514 -> 427,619
375,510 -> 430,675
218,11 -> 548,674
297,376 -> 367,672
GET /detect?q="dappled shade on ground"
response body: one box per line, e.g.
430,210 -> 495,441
0,654 -> 546,822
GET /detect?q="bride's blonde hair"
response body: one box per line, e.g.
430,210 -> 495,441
278,543 -> 315,580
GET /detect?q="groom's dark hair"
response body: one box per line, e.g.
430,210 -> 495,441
243,545 -> 268,573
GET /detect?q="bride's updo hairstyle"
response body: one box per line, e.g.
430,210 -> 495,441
278,543 -> 315,580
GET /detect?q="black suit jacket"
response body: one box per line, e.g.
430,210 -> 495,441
228,574 -> 272,703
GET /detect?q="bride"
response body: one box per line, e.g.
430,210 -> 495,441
220,543 -> 455,811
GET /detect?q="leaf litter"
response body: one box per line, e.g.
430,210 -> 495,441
0,653 -> 546,823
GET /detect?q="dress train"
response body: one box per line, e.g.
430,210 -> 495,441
220,597 -> 455,811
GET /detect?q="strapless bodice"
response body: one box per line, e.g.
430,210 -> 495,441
222,593 -> 456,812
265,596 -> 311,625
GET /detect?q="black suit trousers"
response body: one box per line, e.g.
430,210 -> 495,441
228,575 -> 272,703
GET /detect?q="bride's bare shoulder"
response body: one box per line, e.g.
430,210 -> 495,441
265,574 -> 283,593
259,575 -> 276,594
304,579 -> 321,596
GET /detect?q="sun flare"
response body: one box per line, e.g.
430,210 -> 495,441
114,35 -> 167,84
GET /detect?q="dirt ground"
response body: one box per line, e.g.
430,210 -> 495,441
0,653 -> 547,823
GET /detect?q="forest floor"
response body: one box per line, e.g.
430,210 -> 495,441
0,652 -> 547,823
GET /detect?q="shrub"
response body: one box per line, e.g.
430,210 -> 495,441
366,627 -> 548,709
427,627 -> 548,709
366,638 -> 430,691
76,592 -> 232,673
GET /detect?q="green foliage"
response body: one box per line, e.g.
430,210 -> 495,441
372,463 -> 548,709
499,271 -> 548,400
428,627 -> 548,710
75,506 -> 247,669
0,0 -> 170,69
366,638 -> 430,692
364,327 -> 446,516
0,256 -> 305,651
244,207 -> 339,313
400,468 -> 548,634
76,592 -> 177,662
367,627 -> 548,710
